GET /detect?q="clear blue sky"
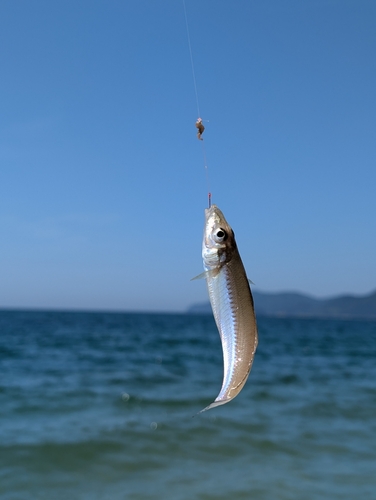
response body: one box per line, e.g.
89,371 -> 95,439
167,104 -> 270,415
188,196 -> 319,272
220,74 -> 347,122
1,0 -> 375,312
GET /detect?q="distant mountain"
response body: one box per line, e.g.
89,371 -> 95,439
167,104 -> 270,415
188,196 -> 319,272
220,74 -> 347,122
188,290 -> 376,319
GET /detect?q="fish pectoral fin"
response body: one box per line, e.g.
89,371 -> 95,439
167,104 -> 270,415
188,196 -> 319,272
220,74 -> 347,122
248,278 -> 255,285
191,269 -> 220,281
191,271 -> 208,281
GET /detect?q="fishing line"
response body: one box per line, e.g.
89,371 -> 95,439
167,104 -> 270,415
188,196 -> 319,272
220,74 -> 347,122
183,0 -> 200,117
201,142 -> 211,208
183,0 -> 211,208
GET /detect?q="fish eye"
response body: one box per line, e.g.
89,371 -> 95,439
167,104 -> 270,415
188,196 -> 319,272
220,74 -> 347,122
214,228 -> 227,243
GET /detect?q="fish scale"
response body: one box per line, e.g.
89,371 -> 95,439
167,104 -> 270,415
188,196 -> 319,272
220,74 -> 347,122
200,205 -> 258,412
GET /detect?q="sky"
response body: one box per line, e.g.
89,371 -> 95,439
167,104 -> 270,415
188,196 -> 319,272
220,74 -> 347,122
1,0 -> 375,312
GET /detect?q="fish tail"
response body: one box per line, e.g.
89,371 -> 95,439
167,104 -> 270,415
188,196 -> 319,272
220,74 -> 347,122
198,398 -> 232,414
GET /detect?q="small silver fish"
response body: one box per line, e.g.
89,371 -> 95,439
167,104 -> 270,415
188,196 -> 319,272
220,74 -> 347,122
197,204 -> 258,412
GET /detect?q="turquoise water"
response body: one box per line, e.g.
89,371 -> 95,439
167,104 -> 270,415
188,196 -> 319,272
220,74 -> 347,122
1,311 -> 375,499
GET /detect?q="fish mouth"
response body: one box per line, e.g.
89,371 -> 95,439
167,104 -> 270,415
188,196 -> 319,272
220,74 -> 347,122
205,204 -> 223,221
204,204 -> 217,218
205,204 -> 230,234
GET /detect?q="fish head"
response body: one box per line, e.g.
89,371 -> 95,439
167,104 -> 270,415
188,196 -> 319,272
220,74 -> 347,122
203,204 -> 236,271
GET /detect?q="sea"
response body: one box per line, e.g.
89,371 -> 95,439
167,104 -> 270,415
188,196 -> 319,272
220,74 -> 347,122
0,310 -> 375,500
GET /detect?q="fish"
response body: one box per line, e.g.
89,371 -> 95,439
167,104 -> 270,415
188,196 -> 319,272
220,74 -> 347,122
196,204 -> 258,412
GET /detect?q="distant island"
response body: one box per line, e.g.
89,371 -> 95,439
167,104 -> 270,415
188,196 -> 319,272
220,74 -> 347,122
188,289 -> 376,319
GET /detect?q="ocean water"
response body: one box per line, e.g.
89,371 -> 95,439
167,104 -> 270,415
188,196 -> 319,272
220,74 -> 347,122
0,310 -> 375,500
